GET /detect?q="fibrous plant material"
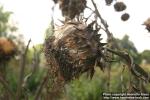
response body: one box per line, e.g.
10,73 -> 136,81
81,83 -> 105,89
105,0 -> 113,6
143,18 -> 150,32
121,13 -> 130,21
53,0 -> 87,19
44,21 -> 106,82
0,37 -> 16,63
114,2 -> 126,12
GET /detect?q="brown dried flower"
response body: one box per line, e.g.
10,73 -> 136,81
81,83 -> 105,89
114,2 -> 126,12
121,13 -> 130,21
143,18 -> 150,32
44,21 -> 106,81
105,0 -> 113,6
0,37 -> 16,62
58,0 -> 87,19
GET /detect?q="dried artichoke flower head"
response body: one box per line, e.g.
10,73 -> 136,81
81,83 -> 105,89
45,21 -> 106,81
143,18 -> 150,32
121,13 -> 130,21
114,2 -> 126,12
0,37 -> 16,62
53,0 -> 58,4
58,0 -> 87,19
105,0 -> 113,6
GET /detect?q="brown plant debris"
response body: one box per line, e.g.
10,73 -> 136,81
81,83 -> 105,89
53,0 -> 87,19
44,21 -> 106,82
143,18 -> 150,32
0,37 -> 16,62
53,0 -> 58,3
105,0 -> 113,6
114,2 -> 126,12
121,13 -> 130,21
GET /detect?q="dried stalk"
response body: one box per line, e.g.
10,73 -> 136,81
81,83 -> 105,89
32,46 -> 41,74
91,0 -> 113,41
105,48 -> 150,83
16,39 -> 31,100
121,65 -> 125,92
91,0 -> 114,91
90,0 -> 150,93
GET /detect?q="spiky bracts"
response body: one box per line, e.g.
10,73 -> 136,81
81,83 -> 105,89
44,21 -> 106,82
143,18 -> 150,32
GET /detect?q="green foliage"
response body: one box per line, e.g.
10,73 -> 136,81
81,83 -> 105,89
140,50 -> 150,63
115,35 -> 141,63
0,45 -> 45,99
64,66 -> 150,100
45,22 -> 54,39
65,73 -> 106,100
6,66 -> 18,92
1,48 -> 150,99
0,6 -> 11,34
115,35 -> 136,52
0,5 -> 17,38
25,68 -> 45,93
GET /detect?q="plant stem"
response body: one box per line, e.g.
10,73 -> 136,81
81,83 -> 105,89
16,39 -> 31,100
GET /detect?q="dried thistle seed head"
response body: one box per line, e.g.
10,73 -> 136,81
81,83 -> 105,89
0,37 -> 16,62
105,0 -> 113,6
143,18 -> 150,32
121,13 -> 130,21
45,21 -> 106,81
53,0 -> 58,4
59,0 -> 87,19
114,2 -> 126,12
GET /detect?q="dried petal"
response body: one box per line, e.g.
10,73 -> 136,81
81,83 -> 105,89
44,22 -> 106,81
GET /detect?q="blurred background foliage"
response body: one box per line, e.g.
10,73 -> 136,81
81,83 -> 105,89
0,3 -> 150,100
